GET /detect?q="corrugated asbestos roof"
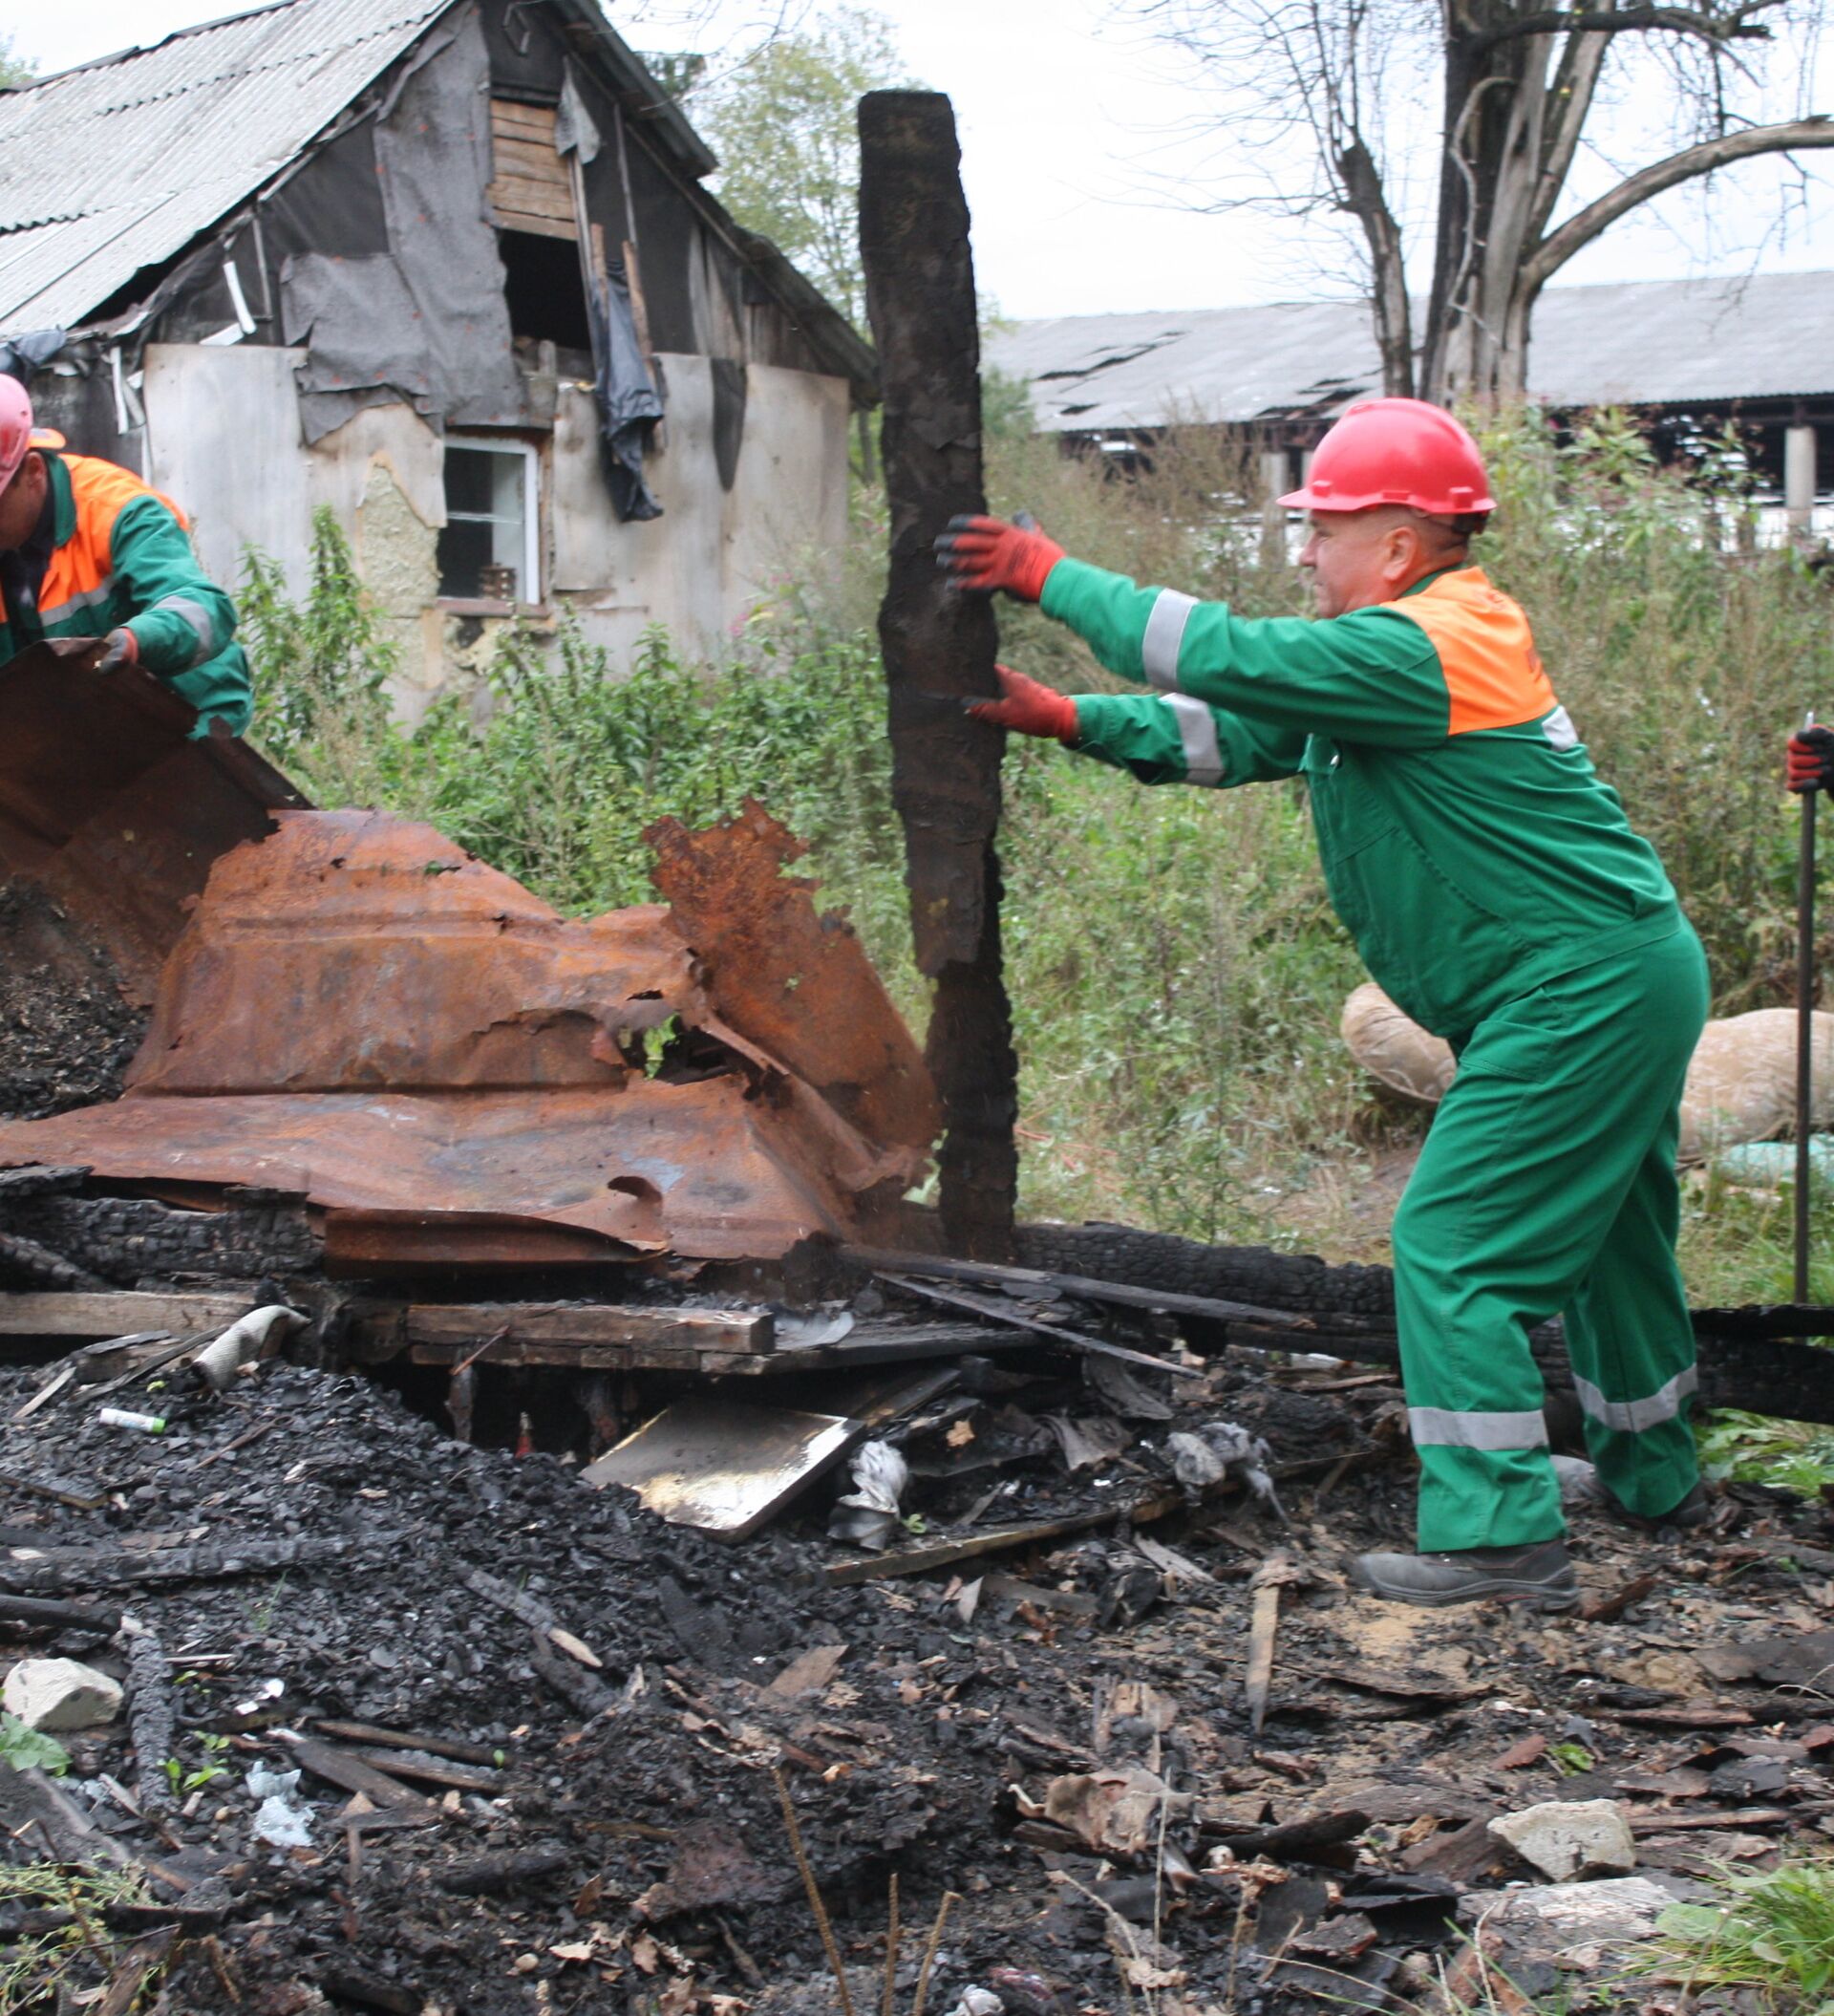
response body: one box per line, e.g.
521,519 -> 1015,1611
989,270 -> 1834,432
0,0 -> 453,331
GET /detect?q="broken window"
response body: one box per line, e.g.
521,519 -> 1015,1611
499,228 -> 593,354
438,438 -> 540,604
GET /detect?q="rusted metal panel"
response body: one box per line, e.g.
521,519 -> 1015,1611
127,809 -> 699,1094
647,798 -> 939,1156
0,801 -> 937,1265
0,1079 -> 861,1263
0,642 -> 307,1002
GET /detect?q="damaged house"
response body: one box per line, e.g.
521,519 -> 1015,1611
0,0 -> 876,708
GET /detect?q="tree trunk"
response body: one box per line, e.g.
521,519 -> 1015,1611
1338,138 -> 1415,397
1424,1 -> 1552,404
858,90 -> 1019,1261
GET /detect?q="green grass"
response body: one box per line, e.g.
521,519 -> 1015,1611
0,1860 -> 156,2014
1650,1856 -> 1834,2013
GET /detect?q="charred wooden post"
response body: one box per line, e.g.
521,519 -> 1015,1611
859,90 -> 1018,1260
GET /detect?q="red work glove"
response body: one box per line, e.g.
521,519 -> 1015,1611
94,627 -> 139,675
967,664 -> 1078,741
1788,724 -> 1834,794
934,513 -> 1065,602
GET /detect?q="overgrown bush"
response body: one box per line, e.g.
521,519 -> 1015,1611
240,408 -> 1834,1282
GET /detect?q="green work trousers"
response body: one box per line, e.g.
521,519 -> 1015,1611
1392,926 -> 1711,1552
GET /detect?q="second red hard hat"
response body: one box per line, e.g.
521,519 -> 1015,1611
1278,397 -> 1495,517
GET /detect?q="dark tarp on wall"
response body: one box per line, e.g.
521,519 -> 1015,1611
261,121 -> 392,267
281,254 -> 438,441
0,330 -> 69,384
588,265 -> 663,521
710,356 -> 746,492
281,8 -> 522,442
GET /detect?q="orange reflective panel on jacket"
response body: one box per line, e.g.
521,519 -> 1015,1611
1389,567 -> 1557,738
38,454 -> 190,622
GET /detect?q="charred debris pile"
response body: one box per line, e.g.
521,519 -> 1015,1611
4,1297 -> 1834,2015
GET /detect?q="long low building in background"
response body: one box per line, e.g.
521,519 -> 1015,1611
987,272 -> 1834,529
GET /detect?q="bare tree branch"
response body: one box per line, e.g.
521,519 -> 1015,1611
1472,1 -> 1787,49
1525,112 -> 1834,288
1526,25 -> 1611,241
1336,135 -> 1414,392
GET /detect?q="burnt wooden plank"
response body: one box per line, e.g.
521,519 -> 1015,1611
387,1300 -> 772,1356
311,1720 -> 502,1769
286,1739 -> 441,1821
826,1489 -> 1179,1585
1012,1223 -> 1834,1426
859,90 -> 1016,1260
0,1289 -> 254,1339
847,1245 -> 1312,1329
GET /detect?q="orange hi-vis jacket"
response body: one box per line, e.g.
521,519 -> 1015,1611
0,450 -> 252,734
1044,559 -> 1681,1040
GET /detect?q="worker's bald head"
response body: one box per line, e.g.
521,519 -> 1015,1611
0,449 -> 47,554
1297,503 -> 1485,618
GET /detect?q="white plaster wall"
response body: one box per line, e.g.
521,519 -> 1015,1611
551,355 -> 851,669
722,362 -> 851,611
144,343 -> 853,701
143,344 -> 313,598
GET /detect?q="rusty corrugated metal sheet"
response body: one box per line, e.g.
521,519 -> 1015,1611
0,642 -> 307,1002
0,801 -> 935,1265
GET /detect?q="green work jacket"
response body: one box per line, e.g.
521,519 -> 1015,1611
0,450 -> 253,737
1042,557 -> 1682,1040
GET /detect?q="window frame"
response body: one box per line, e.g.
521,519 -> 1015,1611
441,434 -> 543,606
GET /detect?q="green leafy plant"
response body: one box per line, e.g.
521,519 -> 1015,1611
241,508 -> 416,812
1548,1741 -> 1595,1775
1650,1855 -> 1834,2011
0,1712 -> 69,1777
163,1748 -> 228,1795
1698,1410 -> 1834,1499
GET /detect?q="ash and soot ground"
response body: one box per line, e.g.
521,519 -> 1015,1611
3,1339 -> 1832,2016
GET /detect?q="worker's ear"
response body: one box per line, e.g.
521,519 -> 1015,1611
1379,521 -> 1419,587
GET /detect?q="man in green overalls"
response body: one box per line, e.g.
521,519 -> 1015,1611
936,398 -> 1708,1609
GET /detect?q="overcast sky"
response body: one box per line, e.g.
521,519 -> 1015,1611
12,0 -> 1834,320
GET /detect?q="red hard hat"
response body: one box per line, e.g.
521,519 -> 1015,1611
1279,397 -> 1495,516
0,375 -> 31,492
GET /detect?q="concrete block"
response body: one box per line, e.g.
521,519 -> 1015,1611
1488,1798 -> 1636,1881
3,1657 -> 124,1732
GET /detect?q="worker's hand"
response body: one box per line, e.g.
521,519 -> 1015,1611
967,664 -> 1078,741
934,514 -> 1065,602
93,627 -> 139,676
1787,724 -> 1834,794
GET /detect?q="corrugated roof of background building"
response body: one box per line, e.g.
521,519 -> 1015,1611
0,0 -> 456,332
988,270 -> 1834,432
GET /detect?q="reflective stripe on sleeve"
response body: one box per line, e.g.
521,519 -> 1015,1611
154,594 -> 220,668
1141,589 -> 1197,691
43,575 -> 117,621
1162,694 -> 1224,785
1542,704 -> 1578,751
1408,1405 -> 1549,1451
1572,1364 -> 1697,1434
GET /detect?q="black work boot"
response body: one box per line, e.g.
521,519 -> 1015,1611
1605,1480 -> 1712,1533
1349,1539 -> 1578,1610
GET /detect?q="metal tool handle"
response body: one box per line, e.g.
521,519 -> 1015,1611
1798,709 -> 1820,1305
